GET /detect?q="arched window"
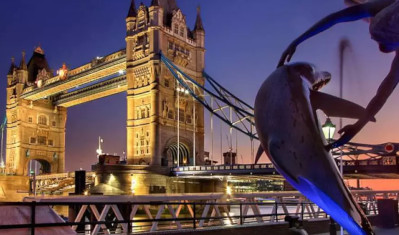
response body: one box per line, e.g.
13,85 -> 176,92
38,115 -> 47,125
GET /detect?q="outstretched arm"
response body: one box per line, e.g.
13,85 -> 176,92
329,51 -> 399,149
278,0 -> 394,67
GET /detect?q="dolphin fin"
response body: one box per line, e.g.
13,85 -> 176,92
310,90 -> 376,122
255,145 -> 265,164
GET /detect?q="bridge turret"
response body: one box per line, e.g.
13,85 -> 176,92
194,6 -> 205,47
126,0 -> 137,32
17,51 -> 28,86
7,57 -> 16,86
149,0 -> 163,27
19,51 -> 27,71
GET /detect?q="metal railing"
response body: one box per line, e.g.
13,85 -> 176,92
0,200 -> 341,235
0,198 -> 378,235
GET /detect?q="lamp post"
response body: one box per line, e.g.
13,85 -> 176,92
322,117 -> 338,235
322,117 -> 345,235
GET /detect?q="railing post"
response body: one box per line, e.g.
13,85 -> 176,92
128,202 -> 132,235
275,201 -> 278,222
240,202 -> 243,225
31,201 -> 36,235
193,202 -> 196,229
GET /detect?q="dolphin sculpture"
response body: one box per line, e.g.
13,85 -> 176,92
254,62 -> 375,235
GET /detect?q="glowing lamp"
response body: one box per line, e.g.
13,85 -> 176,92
322,118 -> 336,141
130,178 -> 136,194
226,186 -> 232,195
385,143 -> 395,154
36,79 -> 43,88
57,63 -> 68,80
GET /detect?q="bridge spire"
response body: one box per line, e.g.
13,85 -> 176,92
19,51 -> 27,70
127,0 -> 137,18
7,57 -> 16,75
194,5 -> 204,32
150,0 -> 159,7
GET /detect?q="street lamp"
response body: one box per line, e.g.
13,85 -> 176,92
322,117 -> 345,235
322,117 -> 335,234
322,117 -> 336,141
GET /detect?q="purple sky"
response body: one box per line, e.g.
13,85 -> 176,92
0,0 -> 396,171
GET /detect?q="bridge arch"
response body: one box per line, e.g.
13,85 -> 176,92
163,137 -> 192,167
25,158 -> 53,176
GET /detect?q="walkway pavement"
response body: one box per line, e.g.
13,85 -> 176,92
314,227 -> 399,235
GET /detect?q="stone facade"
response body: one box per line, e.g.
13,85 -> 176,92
5,50 -> 66,176
125,0 -> 205,167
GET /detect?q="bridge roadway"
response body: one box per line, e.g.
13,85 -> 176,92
172,155 -> 399,179
20,49 -> 127,105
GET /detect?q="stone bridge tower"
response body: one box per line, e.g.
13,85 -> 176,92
5,48 -> 66,175
125,0 -> 205,166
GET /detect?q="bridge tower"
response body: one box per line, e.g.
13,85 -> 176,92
125,0 -> 205,166
5,47 -> 67,175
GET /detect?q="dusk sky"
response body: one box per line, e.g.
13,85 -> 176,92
0,0 -> 396,174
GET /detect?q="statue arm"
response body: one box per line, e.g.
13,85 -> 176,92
329,51 -> 399,149
278,1 -> 393,67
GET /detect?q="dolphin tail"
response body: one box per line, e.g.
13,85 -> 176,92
310,90 -> 376,121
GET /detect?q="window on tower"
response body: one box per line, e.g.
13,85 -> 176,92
38,115 -> 47,125
38,136 -> 47,145
180,26 -> 185,37
174,24 -> 179,34
141,109 -> 146,118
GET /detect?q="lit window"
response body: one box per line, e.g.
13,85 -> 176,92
48,140 -> 53,146
141,109 -> 146,118
179,110 -> 185,122
30,137 -> 36,144
38,115 -> 47,125
28,117 -> 33,123
52,121 -> 56,127
168,110 -> 174,119
38,136 -> 46,145
168,42 -> 174,50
